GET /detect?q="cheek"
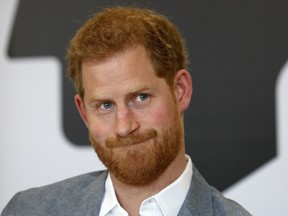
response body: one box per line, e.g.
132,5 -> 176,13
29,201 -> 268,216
142,105 -> 175,128
87,118 -> 112,142
141,95 -> 177,128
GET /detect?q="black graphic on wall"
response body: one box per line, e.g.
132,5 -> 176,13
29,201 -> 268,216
8,0 -> 288,190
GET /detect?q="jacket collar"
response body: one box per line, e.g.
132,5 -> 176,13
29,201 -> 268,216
178,165 -> 214,216
75,164 -> 214,216
71,171 -> 108,216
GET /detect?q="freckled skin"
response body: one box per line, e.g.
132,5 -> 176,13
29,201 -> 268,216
78,46 -> 179,145
75,45 -> 192,186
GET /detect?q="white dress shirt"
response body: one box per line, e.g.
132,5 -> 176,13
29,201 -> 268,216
99,155 -> 193,216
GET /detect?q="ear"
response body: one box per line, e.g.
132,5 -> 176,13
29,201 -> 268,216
74,94 -> 89,128
173,69 -> 193,113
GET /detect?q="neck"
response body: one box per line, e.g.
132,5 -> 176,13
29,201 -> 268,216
110,147 -> 187,216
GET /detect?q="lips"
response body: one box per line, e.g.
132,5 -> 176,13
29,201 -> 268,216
105,129 -> 157,148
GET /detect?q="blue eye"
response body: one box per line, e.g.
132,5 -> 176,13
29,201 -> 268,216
100,102 -> 113,109
136,94 -> 148,101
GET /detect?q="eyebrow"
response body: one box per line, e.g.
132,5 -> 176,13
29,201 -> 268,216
86,84 -> 153,103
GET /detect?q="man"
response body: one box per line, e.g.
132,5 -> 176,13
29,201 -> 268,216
2,6 -> 251,216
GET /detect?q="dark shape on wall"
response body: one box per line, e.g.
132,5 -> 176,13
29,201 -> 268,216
8,0 -> 288,190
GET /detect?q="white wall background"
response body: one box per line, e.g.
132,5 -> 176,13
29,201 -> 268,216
0,0 -> 106,212
1,0 -> 287,215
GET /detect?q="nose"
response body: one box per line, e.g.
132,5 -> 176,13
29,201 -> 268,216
115,105 -> 140,137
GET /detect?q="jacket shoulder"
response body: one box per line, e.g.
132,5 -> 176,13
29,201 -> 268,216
210,187 -> 252,216
178,165 -> 252,216
1,170 -> 108,216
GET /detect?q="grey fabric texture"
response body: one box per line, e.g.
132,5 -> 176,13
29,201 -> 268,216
1,165 -> 251,216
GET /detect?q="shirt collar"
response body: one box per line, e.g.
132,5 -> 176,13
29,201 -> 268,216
99,172 -> 120,216
147,155 -> 193,216
99,155 -> 193,216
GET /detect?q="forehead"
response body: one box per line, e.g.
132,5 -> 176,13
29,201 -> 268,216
81,46 -> 169,98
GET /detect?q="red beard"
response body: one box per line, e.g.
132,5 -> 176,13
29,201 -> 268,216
90,110 -> 183,185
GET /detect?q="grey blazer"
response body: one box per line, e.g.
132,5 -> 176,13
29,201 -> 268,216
1,165 -> 251,216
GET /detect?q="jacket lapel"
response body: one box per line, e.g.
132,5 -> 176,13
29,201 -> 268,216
178,165 -> 214,216
61,171 -> 108,216
63,167 -> 214,216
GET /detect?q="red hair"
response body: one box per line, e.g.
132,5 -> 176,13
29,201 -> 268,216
67,6 -> 188,98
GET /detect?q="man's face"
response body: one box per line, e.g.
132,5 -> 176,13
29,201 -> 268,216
75,46 -> 189,185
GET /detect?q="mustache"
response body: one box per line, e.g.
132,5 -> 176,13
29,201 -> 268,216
106,129 -> 157,148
